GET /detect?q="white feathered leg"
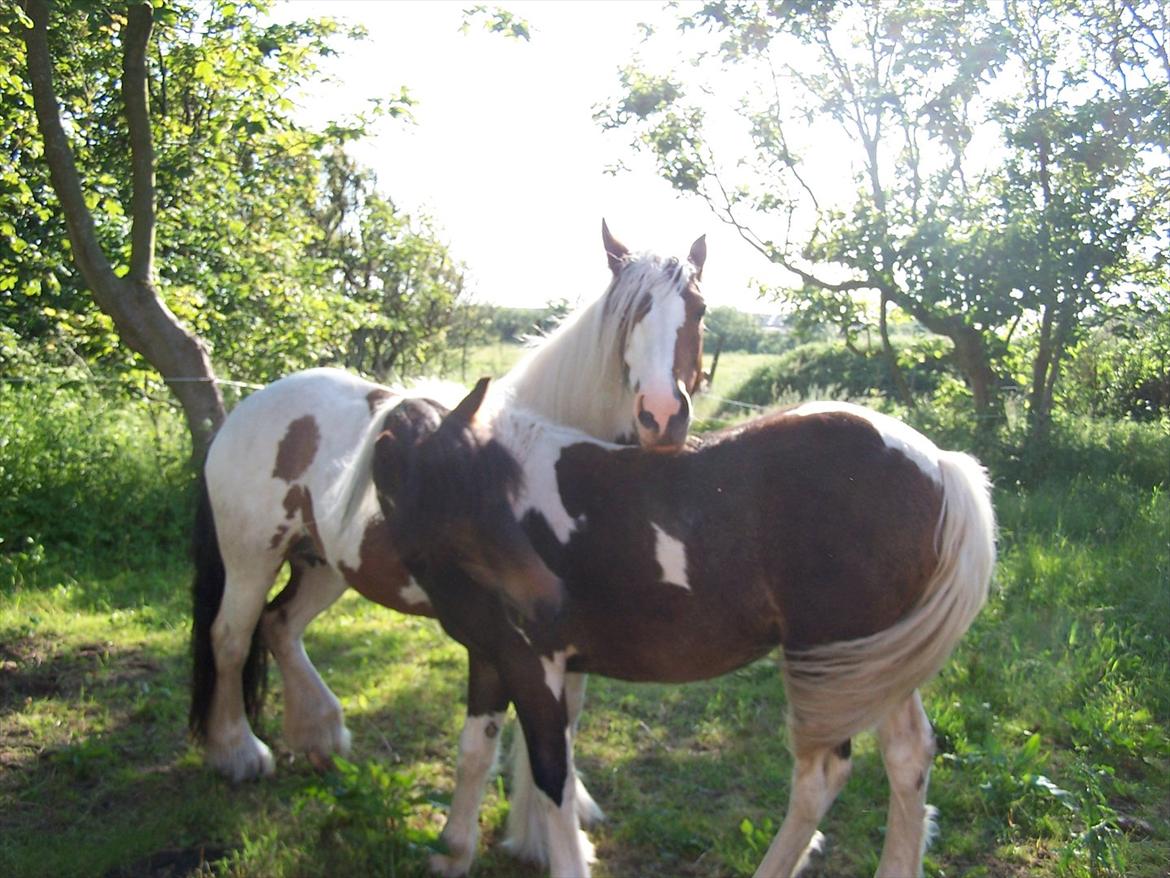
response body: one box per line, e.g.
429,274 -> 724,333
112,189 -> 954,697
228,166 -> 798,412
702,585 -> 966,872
430,711 -> 507,877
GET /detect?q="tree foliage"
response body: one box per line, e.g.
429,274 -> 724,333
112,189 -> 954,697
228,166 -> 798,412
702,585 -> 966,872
603,0 -> 1169,439
2,0 -> 467,456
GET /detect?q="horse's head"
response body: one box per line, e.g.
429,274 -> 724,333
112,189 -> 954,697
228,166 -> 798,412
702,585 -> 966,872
372,378 -> 563,626
603,220 -> 706,452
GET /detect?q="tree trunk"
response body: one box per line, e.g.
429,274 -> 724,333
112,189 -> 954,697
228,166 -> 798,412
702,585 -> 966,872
879,289 -> 914,408
951,324 -> 1003,432
22,0 -> 224,462
884,283 -> 1003,428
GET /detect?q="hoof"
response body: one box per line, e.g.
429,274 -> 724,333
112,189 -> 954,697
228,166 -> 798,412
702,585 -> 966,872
209,734 -> 275,783
429,851 -> 473,877
576,775 -> 605,828
307,750 -> 333,772
285,709 -> 352,761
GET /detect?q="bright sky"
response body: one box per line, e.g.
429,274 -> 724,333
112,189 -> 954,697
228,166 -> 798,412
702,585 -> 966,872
280,0 -> 790,312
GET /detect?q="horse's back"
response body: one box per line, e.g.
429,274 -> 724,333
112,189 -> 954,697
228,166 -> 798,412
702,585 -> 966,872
204,369 -> 396,554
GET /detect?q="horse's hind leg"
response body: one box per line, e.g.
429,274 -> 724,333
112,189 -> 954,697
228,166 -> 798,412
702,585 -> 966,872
753,738 -> 852,878
261,561 -> 351,766
565,672 -> 604,826
207,556 -> 276,782
874,690 -> 936,878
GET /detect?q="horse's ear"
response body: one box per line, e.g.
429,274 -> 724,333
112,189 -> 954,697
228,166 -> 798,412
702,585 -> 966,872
447,376 -> 491,427
688,234 -> 706,278
602,218 -> 629,275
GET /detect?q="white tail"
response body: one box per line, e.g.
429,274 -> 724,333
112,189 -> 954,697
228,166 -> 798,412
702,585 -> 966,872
782,450 -> 996,755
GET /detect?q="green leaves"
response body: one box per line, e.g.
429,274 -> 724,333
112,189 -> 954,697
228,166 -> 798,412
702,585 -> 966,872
460,5 -> 532,42
3,0 -> 459,386
191,58 -> 213,83
604,0 -> 1168,436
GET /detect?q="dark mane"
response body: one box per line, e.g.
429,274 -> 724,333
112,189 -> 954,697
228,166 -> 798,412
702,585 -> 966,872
375,404 -> 525,564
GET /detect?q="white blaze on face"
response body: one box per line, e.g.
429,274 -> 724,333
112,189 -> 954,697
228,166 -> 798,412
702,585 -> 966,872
652,522 -> 690,591
626,292 -> 687,435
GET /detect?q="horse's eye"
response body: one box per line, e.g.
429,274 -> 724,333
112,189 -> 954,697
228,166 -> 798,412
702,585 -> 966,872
696,304 -> 707,320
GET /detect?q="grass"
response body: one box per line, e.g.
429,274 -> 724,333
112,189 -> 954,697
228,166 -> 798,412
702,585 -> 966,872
1,380 -> 1168,877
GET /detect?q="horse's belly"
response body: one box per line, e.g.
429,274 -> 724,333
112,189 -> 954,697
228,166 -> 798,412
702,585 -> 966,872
565,600 -> 778,684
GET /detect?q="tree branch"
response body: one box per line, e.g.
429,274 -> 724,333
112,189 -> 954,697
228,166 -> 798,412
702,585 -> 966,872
699,158 -> 869,295
21,0 -> 122,297
123,2 -> 156,281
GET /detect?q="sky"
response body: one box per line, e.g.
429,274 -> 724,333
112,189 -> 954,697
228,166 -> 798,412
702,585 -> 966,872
279,1 -> 793,312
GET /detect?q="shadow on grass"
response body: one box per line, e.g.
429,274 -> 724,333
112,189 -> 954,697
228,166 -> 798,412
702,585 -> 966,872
0,612 -> 478,878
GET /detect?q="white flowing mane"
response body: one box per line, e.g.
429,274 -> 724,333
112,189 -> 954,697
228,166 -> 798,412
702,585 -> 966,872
493,251 -> 696,443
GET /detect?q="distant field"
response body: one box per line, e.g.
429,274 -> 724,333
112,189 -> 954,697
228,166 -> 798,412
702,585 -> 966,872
439,343 -> 776,425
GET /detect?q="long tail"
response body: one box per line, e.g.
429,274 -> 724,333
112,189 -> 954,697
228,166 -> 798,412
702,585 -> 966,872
189,477 -> 268,739
782,450 -> 996,755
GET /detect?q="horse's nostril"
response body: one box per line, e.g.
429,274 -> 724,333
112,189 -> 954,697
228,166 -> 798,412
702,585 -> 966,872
638,409 -> 659,431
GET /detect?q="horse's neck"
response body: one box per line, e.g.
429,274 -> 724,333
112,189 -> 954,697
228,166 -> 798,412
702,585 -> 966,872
495,299 -> 631,442
490,407 -> 615,475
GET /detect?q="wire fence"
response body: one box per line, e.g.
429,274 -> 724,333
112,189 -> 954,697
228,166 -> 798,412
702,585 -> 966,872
1,374 -> 265,390
6,372 -> 776,423
1,372 -> 771,415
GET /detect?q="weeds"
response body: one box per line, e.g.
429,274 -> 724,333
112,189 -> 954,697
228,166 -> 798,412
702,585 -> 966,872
292,757 -> 437,877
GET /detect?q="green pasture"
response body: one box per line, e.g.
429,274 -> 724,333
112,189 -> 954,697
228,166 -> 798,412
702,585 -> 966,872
442,342 -> 769,423
1,376 -> 1167,878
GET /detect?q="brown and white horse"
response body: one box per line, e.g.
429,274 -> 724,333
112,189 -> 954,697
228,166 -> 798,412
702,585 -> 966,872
188,222 -> 706,822
369,380 -> 996,878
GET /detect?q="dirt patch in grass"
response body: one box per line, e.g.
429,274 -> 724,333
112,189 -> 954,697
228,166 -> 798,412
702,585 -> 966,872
0,634 -> 167,776
0,636 -> 160,710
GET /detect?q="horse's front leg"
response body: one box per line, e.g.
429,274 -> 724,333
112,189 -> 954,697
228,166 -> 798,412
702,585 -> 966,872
510,649 -> 593,878
431,652 -> 510,878
503,669 -> 602,865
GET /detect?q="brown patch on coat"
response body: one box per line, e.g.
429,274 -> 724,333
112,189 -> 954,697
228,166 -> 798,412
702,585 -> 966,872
268,523 -> 290,551
674,279 -> 705,395
337,519 -> 436,616
366,388 -> 395,414
272,415 -> 320,482
543,407 -> 941,682
282,485 -> 324,557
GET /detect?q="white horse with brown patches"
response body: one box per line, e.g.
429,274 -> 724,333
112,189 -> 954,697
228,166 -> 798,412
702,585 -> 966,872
369,379 -> 996,878
188,222 -> 706,864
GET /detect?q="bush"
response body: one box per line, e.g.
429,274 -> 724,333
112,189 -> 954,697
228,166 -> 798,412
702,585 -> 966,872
720,338 -> 956,414
1061,316 -> 1170,421
0,376 -> 192,576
